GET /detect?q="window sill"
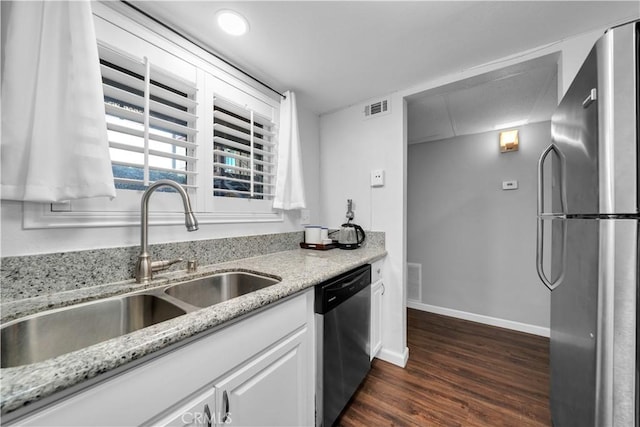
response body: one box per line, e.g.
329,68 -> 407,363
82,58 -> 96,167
23,203 -> 283,229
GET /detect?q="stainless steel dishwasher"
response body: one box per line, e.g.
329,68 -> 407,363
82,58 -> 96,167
315,264 -> 371,427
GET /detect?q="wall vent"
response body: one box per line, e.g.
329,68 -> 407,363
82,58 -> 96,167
407,262 -> 422,302
364,98 -> 390,119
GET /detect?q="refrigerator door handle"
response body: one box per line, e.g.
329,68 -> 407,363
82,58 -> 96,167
536,143 -> 567,291
537,143 -> 567,217
536,217 -> 566,291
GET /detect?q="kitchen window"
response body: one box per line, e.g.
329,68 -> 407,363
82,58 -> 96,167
23,5 -> 282,228
213,97 -> 276,200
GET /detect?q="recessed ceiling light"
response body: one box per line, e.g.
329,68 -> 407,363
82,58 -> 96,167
216,10 -> 249,36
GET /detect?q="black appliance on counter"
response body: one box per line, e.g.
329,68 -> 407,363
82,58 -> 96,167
337,199 -> 366,249
337,222 -> 366,249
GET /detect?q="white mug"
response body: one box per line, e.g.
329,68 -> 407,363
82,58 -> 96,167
305,226 -> 322,244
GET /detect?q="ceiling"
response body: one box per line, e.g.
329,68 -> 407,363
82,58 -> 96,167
129,1 -> 639,115
407,53 -> 558,144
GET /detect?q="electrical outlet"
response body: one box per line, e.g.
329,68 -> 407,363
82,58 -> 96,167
371,169 -> 385,187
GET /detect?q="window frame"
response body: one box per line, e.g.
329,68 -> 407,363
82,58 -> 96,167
23,2 -> 283,229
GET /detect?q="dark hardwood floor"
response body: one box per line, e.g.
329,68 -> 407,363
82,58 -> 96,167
336,308 -> 551,427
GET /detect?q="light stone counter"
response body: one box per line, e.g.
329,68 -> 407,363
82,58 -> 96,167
0,245 -> 386,416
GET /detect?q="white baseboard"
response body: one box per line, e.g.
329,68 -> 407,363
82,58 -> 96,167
375,346 -> 409,367
407,300 -> 550,337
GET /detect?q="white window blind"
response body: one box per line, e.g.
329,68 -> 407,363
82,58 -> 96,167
98,45 -> 198,191
213,97 -> 276,200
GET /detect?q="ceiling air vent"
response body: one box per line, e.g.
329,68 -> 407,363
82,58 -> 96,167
364,98 -> 390,119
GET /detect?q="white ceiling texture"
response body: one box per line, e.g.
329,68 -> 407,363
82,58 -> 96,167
406,53 -> 559,144
131,1 -> 638,140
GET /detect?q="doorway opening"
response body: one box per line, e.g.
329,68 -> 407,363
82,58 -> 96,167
404,52 -> 558,332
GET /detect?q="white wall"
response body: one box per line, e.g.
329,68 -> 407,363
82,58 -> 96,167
319,94 -> 408,366
0,103 -> 321,257
299,105 -> 322,227
407,122 -> 551,331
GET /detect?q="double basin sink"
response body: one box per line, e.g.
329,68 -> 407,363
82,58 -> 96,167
1,271 -> 280,368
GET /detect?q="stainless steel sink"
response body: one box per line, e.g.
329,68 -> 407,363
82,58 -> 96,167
165,271 -> 280,308
1,271 -> 280,368
1,294 -> 186,368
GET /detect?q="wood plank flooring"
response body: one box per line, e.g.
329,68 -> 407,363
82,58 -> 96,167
336,309 -> 551,427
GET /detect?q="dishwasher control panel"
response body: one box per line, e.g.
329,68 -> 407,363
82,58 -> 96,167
314,264 -> 371,314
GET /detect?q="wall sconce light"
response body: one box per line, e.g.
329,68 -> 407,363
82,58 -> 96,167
499,129 -> 519,153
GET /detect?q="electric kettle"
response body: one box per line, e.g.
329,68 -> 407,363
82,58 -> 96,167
337,199 -> 366,249
338,222 -> 366,249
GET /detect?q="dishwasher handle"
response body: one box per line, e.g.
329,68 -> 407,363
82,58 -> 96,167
330,271 -> 368,292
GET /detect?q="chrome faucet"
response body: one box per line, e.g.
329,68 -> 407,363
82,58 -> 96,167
135,180 -> 199,283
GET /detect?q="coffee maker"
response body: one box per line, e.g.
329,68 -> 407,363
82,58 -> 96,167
338,199 -> 366,249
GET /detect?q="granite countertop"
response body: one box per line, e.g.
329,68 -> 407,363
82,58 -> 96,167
0,246 -> 386,416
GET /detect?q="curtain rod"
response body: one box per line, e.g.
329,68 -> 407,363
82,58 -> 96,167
121,1 -> 286,100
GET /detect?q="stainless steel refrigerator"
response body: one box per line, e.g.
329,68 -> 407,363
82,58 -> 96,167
536,20 -> 639,427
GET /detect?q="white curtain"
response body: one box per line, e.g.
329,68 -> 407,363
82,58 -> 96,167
273,91 -> 306,210
1,1 -> 116,202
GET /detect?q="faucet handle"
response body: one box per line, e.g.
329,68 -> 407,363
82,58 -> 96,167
151,258 -> 184,273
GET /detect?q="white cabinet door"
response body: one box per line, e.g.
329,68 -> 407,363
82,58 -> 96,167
154,387 -> 217,427
214,327 -> 309,427
371,280 -> 383,360
370,258 -> 385,360
371,259 -> 383,284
